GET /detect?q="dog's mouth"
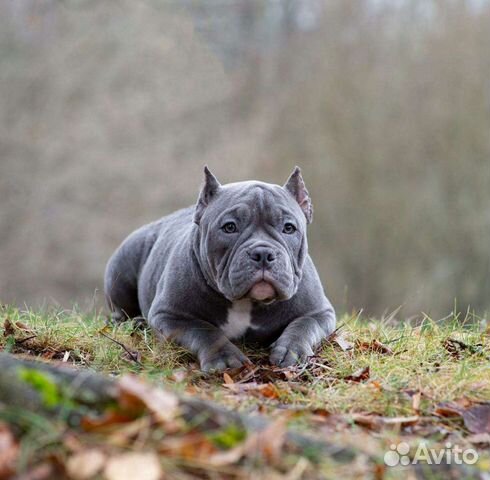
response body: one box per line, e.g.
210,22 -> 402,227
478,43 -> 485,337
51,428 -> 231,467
247,280 -> 277,304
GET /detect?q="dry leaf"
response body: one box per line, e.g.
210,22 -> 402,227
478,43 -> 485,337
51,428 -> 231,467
343,366 -> 370,382
0,423 -> 18,479
209,416 -> 287,466
462,403 -> 490,434
442,338 -> 483,359
2,319 -> 14,337
223,372 -> 234,385
159,433 -> 217,461
330,333 -> 354,352
104,452 -> 162,480
121,349 -> 142,364
118,375 -> 178,423
81,411 -> 136,432
356,339 -> 394,355
66,449 -> 106,480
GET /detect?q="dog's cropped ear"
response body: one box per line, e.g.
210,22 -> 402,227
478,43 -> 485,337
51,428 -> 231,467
283,166 -> 313,224
194,166 -> 221,224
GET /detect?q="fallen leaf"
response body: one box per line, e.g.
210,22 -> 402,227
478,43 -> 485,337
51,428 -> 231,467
223,372 -> 234,385
66,449 -> 106,480
80,411 -> 136,432
0,423 -> 18,479
104,452 -> 162,480
14,321 -> 34,333
159,433 -> 217,460
433,404 -> 462,418
462,403 -> 490,434
442,338 -> 483,359
121,349 -> 142,364
106,417 -> 152,447
369,380 -> 382,391
329,333 -> 354,352
2,319 -> 14,337
355,339 -> 393,355
3,318 -> 35,339
209,416 -> 288,466
343,366 -> 370,382
223,382 -> 281,399
118,375 -> 179,424
434,397 -> 476,418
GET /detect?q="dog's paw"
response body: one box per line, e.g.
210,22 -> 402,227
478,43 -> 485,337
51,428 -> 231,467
200,345 -> 250,373
269,341 -> 314,368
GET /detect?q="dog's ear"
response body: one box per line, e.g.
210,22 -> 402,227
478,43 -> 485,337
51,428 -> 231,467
194,166 -> 221,224
283,166 -> 313,224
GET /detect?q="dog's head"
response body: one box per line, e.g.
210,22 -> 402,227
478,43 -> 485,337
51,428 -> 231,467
193,167 -> 312,304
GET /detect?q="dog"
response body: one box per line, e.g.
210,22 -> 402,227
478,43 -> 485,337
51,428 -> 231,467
104,167 -> 335,371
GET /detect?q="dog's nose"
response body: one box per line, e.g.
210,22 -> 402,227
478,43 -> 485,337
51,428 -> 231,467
249,246 -> 276,267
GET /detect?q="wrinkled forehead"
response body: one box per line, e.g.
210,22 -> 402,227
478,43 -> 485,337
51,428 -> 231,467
214,181 -> 302,221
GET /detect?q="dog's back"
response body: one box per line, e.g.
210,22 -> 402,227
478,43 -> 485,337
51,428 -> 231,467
104,207 -> 194,321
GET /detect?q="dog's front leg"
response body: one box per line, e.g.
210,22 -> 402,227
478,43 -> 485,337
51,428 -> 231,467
269,311 -> 335,367
148,310 -> 250,372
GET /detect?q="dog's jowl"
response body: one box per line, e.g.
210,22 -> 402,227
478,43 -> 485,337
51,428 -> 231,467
104,167 -> 336,371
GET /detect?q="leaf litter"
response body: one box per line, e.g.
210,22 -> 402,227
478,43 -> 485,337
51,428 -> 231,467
1,308 -> 490,478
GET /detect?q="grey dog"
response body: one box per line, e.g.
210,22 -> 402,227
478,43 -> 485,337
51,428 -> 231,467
104,167 -> 335,371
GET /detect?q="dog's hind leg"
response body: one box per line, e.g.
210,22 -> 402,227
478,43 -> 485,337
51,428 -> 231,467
104,242 -> 142,323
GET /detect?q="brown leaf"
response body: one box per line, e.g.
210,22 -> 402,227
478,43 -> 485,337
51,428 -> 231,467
208,416 -> 288,466
223,382 -> 281,399
462,403 -> 490,434
159,433 -> 217,461
3,319 -> 14,337
433,404 -> 463,418
343,366 -> 370,382
433,397 -> 476,418
356,339 -> 394,355
118,375 -> 179,424
66,449 -> 106,480
121,349 -> 142,364
442,338 -> 483,359
329,333 -> 354,352
223,372 -> 234,385
104,452 -> 162,480
0,422 -> 18,479
80,411 -> 136,432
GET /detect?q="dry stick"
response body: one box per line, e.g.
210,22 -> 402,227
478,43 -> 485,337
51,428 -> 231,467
99,331 -> 143,366
15,335 -> 37,345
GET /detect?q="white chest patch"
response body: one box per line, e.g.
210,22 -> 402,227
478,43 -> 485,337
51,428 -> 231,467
221,299 -> 253,339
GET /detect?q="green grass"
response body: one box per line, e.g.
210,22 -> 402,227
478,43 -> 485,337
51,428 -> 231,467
1,305 -> 489,479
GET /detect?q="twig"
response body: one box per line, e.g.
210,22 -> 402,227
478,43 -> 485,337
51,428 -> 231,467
99,331 -> 143,366
15,335 -> 37,344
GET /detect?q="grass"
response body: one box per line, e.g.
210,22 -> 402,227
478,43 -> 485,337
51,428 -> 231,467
1,304 -> 490,479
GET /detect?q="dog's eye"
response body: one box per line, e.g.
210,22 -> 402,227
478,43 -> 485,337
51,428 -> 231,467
283,223 -> 297,234
222,222 -> 238,234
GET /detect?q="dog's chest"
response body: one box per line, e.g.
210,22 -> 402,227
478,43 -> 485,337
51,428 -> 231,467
221,299 -> 255,339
